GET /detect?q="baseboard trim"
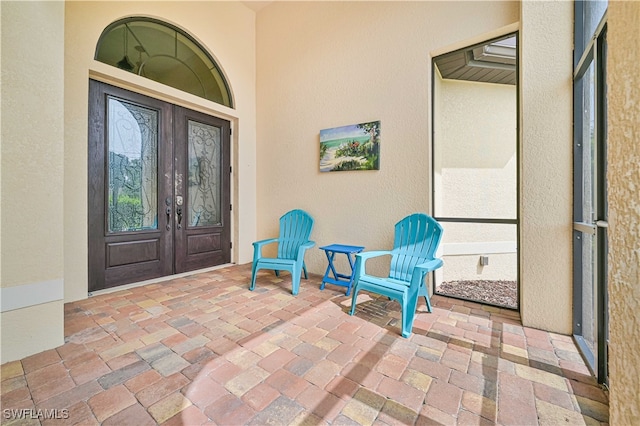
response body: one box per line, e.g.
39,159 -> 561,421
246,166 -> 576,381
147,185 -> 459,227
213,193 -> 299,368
1,279 -> 64,313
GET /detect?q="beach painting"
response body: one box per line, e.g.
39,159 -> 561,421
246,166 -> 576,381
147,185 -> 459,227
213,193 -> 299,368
319,121 -> 380,172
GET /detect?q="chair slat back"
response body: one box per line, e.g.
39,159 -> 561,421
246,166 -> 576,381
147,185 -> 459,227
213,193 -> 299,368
389,213 -> 443,282
277,209 -> 314,260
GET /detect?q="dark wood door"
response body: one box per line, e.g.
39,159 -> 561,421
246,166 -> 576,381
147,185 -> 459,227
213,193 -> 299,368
173,106 -> 231,273
88,80 -> 230,292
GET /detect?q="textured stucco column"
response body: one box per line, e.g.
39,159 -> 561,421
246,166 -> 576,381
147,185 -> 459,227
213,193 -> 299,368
1,1 -> 65,362
519,1 -> 573,333
607,1 -> 640,422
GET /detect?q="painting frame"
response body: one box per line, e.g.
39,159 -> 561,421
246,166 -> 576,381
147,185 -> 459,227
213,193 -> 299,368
319,120 -> 380,172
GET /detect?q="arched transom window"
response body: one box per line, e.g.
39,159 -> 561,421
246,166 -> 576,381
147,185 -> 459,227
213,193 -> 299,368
96,17 -> 233,108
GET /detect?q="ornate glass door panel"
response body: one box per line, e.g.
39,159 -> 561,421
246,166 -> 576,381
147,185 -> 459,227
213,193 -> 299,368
107,99 -> 159,233
174,107 -> 230,273
188,121 -> 221,227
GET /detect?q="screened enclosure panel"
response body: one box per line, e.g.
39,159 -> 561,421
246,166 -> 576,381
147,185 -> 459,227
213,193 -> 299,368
580,0 -> 608,51
433,72 -> 517,220
434,222 -> 518,309
580,61 -> 597,224
579,231 -> 597,356
577,61 -> 597,356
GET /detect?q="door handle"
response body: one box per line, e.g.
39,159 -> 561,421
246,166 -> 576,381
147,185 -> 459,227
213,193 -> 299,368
165,197 -> 172,231
176,206 -> 183,229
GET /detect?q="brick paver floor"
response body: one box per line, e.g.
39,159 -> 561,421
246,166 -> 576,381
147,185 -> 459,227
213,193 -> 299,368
1,264 -> 609,425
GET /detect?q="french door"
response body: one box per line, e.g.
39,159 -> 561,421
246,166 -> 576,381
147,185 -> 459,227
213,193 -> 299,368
88,80 -> 230,292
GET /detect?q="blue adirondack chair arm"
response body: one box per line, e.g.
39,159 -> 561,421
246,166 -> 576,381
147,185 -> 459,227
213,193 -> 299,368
353,251 -> 392,279
249,209 -> 315,295
354,252 -> 442,280
253,239 -> 315,259
411,259 -> 444,294
252,238 -> 279,251
414,258 -> 444,275
253,238 -> 316,264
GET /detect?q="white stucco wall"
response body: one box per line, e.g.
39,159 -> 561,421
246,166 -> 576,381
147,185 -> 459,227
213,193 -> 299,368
0,1 -> 65,362
434,77 -> 517,220
256,1 -> 520,278
64,1 -> 257,303
607,1 -> 640,422
519,1 -> 573,333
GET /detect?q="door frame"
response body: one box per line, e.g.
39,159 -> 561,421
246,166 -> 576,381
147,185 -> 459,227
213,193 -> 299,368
430,31 -> 521,311
88,79 -> 232,292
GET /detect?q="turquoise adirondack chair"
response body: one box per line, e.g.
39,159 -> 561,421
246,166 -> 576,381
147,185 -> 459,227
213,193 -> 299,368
349,213 -> 443,338
249,209 -> 315,295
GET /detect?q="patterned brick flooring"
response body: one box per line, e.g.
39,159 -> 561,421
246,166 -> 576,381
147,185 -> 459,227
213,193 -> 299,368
1,264 -> 609,425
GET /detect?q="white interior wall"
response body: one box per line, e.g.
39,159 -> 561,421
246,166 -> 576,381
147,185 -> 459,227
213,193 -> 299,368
256,1 -> 520,281
256,0 -> 573,333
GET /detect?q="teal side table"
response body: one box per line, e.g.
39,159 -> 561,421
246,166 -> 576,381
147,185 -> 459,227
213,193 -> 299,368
319,244 -> 365,296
